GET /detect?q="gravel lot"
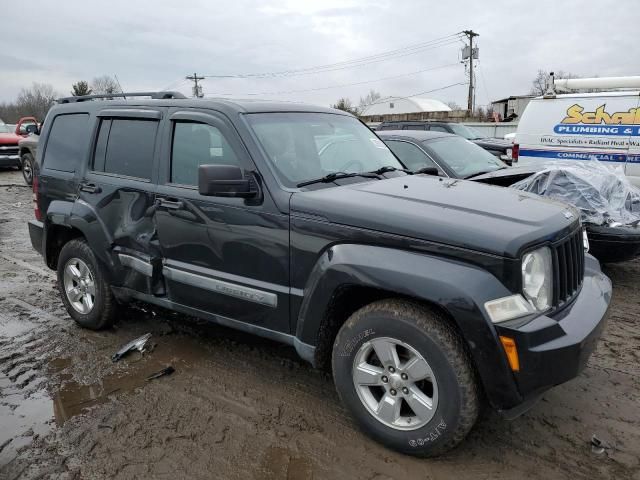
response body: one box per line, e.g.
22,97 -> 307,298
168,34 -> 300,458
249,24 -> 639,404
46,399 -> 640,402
0,168 -> 639,480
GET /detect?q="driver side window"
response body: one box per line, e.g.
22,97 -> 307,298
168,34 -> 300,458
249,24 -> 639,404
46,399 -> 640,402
171,122 -> 239,186
385,140 -> 442,173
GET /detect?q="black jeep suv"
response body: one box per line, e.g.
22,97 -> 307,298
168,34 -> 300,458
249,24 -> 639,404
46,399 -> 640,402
28,92 -> 611,456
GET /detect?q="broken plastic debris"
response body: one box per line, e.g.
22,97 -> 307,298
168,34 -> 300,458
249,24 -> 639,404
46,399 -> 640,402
146,366 -> 175,381
111,333 -> 152,362
590,434 -> 606,455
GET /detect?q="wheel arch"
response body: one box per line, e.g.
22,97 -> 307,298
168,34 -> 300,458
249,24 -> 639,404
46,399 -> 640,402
295,244 -> 523,408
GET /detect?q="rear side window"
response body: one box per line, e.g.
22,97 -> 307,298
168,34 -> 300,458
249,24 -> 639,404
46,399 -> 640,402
43,113 -> 90,172
93,118 -> 158,180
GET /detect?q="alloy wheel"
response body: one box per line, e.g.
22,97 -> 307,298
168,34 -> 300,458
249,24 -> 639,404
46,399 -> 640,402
352,336 -> 438,430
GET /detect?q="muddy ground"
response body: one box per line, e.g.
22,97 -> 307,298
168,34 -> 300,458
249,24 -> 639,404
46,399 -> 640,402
0,168 -> 638,480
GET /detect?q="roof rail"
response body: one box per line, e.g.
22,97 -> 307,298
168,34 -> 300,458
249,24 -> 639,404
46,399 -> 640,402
56,91 -> 187,104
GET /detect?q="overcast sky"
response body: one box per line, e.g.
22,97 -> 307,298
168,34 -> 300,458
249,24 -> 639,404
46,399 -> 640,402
1,0 -> 637,108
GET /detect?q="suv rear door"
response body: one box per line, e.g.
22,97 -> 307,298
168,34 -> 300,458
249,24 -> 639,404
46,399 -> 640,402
154,109 -> 290,334
80,108 -> 163,294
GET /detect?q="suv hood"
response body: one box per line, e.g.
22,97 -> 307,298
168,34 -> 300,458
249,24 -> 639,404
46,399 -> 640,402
291,175 -> 578,258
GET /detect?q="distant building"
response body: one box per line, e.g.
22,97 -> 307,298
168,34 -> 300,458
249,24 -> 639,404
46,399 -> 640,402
490,95 -> 535,121
359,96 -> 452,123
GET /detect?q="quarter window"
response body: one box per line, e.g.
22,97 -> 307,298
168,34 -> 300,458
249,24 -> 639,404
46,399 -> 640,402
93,118 -> 158,180
171,122 -> 239,186
43,114 -> 90,172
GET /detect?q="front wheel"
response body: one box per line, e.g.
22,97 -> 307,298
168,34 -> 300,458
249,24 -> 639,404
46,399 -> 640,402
21,153 -> 34,185
332,299 -> 480,457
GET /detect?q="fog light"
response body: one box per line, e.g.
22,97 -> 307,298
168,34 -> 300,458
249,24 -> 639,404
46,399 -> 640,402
485,294 -> 534,323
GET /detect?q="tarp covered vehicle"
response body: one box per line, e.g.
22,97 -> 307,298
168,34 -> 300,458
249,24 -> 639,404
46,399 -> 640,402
509,161 -> 640,263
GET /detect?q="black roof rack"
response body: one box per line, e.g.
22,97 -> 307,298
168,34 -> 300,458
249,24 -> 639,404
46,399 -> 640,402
56,91 -> 187,104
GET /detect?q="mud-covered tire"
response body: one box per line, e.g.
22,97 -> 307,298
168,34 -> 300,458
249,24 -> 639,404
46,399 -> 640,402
57,238 -> 117,330
332,299 -> 479,457
21,153 -> 34,185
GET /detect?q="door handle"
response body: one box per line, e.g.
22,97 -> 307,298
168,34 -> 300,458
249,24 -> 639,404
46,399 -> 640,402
157,198 -> 184,210
79,183 -> 101,193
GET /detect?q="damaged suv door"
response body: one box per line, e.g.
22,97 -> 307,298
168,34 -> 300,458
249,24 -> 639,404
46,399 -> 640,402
152,109 -> 291,334
76,109 -> 163,308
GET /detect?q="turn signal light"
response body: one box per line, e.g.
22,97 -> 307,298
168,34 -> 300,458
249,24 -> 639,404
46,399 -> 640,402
499,336 -> 520,372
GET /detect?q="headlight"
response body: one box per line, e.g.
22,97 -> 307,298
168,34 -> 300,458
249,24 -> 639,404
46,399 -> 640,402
522,247 -> 553,311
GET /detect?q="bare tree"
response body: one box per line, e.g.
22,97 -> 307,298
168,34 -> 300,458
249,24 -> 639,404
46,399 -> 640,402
15,83 -> 59,120
358,89 -> 382,114
331,97 -> 358,115
530,70 -> 579,95
71,81 -> 92,96
91,75 -> 122,95
445,100 -> 462,111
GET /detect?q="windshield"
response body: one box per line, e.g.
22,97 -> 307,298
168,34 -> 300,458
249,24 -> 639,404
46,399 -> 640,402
246,112 -> 402,188
423,137 -> 506,178
0,124 -> 15,134
447,124 -> 484,140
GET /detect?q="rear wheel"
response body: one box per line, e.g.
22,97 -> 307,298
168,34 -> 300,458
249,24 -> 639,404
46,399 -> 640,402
332,299 -> 480,457
57,239 -> 117,330
21,153 -> 34,185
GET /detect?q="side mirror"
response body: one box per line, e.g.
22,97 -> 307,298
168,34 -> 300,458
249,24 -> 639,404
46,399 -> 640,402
416,166 -> 440,176
25,124 -> 39,135
198,164 -> 257,198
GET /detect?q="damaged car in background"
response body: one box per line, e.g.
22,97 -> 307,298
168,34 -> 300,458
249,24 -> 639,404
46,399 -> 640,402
379,130 -> 640,264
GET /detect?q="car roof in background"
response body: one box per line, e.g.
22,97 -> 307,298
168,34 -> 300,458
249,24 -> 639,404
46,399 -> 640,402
376,130 -> 456,142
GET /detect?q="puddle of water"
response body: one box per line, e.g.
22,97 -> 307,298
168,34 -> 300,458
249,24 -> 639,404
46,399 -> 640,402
0,312 -> 37,338
0,333 -> 209,467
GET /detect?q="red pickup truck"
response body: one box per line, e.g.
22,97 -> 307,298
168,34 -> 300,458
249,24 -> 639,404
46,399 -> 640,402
0,117 -> 38,171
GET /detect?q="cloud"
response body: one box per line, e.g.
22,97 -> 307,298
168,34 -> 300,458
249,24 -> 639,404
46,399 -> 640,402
0,0 -> 637,108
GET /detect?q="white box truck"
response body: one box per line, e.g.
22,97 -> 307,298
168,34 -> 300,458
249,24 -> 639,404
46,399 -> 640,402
514,75 -> 640,185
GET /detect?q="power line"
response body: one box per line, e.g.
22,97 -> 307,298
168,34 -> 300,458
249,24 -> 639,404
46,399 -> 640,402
203,62 -> 462,97
201,33 -> 464,79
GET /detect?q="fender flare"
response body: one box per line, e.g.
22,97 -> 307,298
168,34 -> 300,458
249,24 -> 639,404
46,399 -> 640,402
44,199 -> 115,271
295,243 -> 522,408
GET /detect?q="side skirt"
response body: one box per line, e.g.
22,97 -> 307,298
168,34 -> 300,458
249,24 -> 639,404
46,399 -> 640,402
111,286 -> 317,366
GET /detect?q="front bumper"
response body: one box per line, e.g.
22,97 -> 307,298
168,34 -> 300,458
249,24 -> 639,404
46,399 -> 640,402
494,254 -> 611,411
0,154 -> 20,167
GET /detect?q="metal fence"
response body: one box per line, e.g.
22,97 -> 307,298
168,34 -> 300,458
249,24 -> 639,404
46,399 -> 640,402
461,122 -> 518,138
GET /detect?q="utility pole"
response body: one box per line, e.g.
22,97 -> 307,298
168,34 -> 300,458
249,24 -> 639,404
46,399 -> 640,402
462,30 -> 479,115
186,73 -> 204,98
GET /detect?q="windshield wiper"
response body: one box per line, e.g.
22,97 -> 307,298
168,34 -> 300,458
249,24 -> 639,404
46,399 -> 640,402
368,166 -> 413,175
464,166 -> 507,180
296,172 -> 381,188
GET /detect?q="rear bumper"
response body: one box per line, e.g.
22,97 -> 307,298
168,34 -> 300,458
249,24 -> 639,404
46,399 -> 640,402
493,254 -> 611,411
0,154 -> 20,167
587,224 -> 640,263
28,220 -> 44,255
